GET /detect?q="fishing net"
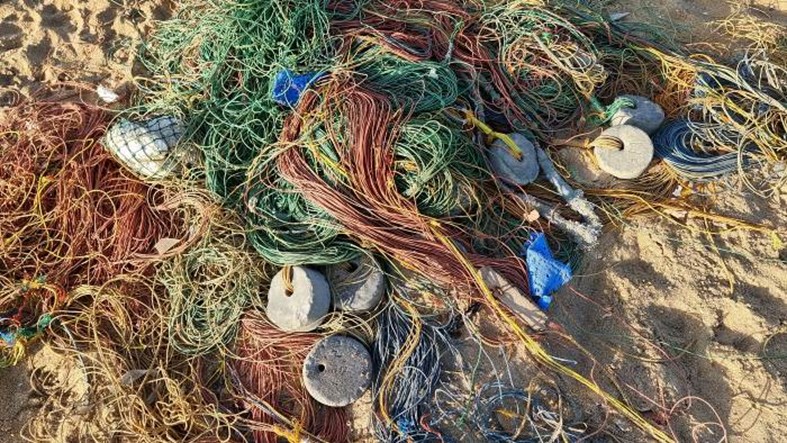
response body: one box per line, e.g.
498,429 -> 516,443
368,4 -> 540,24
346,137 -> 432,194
5,0 -> 786,442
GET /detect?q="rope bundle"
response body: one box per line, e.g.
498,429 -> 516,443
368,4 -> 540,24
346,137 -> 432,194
372,296 -> 451,442
0,97 -> 178,289
0,93 -> 182,366
232,313 -> 349,443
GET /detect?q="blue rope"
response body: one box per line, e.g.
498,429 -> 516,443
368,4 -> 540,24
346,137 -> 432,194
653,119 -> 752,181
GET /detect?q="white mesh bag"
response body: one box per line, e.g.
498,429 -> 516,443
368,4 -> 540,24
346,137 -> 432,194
104,116 -> 184,179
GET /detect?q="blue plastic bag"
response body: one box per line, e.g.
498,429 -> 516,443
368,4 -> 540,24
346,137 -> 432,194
271,70 -> 326,107
521,233 -> 572,310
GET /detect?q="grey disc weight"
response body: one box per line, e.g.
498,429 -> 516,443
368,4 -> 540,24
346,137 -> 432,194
266,266 -> 330,332
593,125 -> 654,179
303,335 -> 372,407
610,95 -> 665,135
488,133 -> 540,186
325,254 -> 386,312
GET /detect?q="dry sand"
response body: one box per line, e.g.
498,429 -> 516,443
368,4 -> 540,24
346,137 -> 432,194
0,0 -> 174,104
0,0 -> 786,442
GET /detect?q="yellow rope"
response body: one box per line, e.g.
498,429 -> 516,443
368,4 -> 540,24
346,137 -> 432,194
589,134 -> 624,151
273,420 -> 303,443
459,109 -> 524,160
282,265 -> 295,295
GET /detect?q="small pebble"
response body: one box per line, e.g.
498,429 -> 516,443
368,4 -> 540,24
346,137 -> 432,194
303,335 -> 372,407
266,266 -> 330,332
96,85 -> 120,103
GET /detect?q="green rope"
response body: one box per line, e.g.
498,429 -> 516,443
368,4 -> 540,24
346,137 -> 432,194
160,227 -> 267,356
393,117 -> 487,217
587,95 -> 636,126
476,3 -> 606,130
356,48 -> 460,114
245,152 -> 361,265
137,0 -> 347,203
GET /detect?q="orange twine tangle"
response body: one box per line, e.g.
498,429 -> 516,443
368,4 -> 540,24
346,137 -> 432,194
0,89 -> 181,321
232,312 -> 349,443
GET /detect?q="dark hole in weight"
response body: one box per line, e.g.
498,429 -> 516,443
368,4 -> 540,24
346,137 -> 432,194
317,364 -> 326,372
343,260 -> 359,273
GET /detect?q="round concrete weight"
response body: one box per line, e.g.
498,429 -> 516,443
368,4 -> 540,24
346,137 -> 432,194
303,335 -> 372,407
266,266 -> 330,332
593,125 -> 654,180
610,95 -> 665,135
488,133 -> 539,186
325,255 -> 386,312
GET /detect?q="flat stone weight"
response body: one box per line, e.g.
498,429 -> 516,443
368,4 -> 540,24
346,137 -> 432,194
593,125 -> 654,180
303,335 -> 372,407
326,255 -> 386,312
488,133 -> 540,186
610,94 -> 665,135
266,266 -> 330,332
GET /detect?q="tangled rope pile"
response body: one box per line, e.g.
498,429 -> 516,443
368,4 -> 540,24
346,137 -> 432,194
1,0 -> 785,442
0,92 -> 182,366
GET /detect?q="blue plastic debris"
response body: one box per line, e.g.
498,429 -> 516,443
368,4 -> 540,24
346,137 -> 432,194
271,70 -> 326,107
521,233 -> 572,310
